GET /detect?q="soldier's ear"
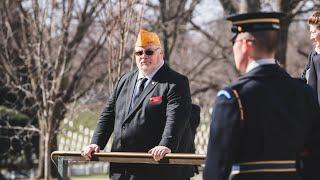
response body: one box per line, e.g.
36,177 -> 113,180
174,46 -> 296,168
242,40 -> 253,54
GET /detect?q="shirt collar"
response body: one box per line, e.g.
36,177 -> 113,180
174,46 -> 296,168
315,46 -> 320,54
246,58 -> 276,73
137,60 -> 164,80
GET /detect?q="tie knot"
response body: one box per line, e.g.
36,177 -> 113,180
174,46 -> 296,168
140,77 -> 148,84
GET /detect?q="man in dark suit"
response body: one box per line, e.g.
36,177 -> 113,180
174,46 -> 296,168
203,12 -> 320,180
302,11 -> 320,106
307,49 -> 320,106
81,29 -> 194,180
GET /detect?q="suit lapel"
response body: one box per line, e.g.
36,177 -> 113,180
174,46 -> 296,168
123,64 -> 167,124
125,71 -> 138,116
126,80 -> 158,117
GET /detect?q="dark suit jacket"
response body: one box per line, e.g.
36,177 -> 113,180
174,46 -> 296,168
203,64 -> 320,180
91,64 -> 193,180
307,50 -> 320,106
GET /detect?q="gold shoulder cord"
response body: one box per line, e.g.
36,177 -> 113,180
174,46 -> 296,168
232,89 -> 244,121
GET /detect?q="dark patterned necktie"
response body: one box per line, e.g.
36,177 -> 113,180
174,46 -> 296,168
132,78 -> 148,107
136,78 -> 148,98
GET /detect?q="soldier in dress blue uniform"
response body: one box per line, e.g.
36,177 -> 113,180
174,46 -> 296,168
203,12 -> 320,180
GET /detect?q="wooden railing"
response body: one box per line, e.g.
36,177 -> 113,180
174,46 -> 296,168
51,151 -> 206,180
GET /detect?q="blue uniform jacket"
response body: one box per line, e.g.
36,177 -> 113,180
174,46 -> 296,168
204,64 -> 320,180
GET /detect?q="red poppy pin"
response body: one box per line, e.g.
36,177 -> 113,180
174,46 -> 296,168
149,96 -> 162,104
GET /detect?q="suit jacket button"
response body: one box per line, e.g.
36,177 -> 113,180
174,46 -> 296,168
122,125 -> 125,129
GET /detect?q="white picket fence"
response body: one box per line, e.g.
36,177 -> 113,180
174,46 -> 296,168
59,121 -> 95,151
58,119 -> 112,176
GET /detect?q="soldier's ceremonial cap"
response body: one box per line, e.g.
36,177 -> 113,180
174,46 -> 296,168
227,12 -> 285,40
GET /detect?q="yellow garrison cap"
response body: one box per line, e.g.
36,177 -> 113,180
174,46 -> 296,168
135,29 -> 161,47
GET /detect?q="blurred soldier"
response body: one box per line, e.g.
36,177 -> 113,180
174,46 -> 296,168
81,29 -> 195,180
204,12 -> 320,180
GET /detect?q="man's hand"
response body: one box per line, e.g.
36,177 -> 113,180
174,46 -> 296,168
81,144 -> 100,160
148,146 -> 171,161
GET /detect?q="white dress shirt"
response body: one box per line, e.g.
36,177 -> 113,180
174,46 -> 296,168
246,58 -> 276,73
315,46 -> 320,54
130,60 -> 164,109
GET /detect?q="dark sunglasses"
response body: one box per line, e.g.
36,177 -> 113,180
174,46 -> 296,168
134,48 -> 160,56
